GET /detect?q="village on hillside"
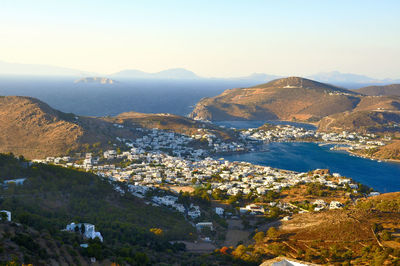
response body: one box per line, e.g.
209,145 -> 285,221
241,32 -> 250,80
23,123 -> 381,245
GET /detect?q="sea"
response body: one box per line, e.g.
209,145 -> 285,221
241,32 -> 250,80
218,121 -> 400,193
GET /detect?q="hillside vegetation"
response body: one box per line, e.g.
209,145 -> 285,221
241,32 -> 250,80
249,193 -> 400,265
0,153 -> 195,264
0,153 -> 255,265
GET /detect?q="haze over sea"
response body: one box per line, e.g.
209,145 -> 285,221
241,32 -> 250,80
0,76 -> 256,117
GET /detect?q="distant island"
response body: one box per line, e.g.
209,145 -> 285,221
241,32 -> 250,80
74,77 -> 117,84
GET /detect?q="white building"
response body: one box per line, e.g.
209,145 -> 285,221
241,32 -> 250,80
329,201 -> 343,210
245,204 -> 265,214
3,178 -> 26,186
196,222 -> 213,231
215,207 -> 224,216
65,222 -> 103,242
188,204 -> 201,219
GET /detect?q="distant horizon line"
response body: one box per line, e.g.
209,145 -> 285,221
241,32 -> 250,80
0,59 -> 399,82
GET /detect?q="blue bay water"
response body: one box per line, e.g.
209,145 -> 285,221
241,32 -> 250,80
222,142 -> 400,192
216,121 -> 400,193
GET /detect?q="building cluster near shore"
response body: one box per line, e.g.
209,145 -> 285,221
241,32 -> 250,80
242,124 -> 386,146
34,144 -> 377,221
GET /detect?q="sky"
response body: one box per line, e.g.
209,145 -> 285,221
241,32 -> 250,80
0,0 -> 399,78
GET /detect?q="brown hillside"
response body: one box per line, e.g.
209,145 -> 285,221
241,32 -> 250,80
365,140 -> 400,160
318,110 -> 400,133
0,96 -> 84,158
0,96 -> 237,159
0,96 -> 144,159
190,77 -> 361,122
108,111 -> 237,140
353,95 -> 400,112
356,84 -> 400,96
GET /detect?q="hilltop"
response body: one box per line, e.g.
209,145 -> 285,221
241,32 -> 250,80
0,96 -> 139,159
355,84 -> 400,96
0,96 -> 85,158
190,77 -> 360,122
190,77 -> 400,134
74,77 -> 117,84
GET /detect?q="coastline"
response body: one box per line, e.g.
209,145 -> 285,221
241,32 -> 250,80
215,139 -> 400,164
340,147 -> 400,164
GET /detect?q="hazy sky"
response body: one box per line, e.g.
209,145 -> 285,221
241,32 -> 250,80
1,0 -> 399,78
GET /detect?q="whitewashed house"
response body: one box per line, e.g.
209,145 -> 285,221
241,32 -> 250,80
65,222 -> 103,242
215,207 -> 224,216
329,201 -> 343,209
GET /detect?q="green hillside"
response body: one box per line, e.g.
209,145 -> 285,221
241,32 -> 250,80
0,153 -> 257,265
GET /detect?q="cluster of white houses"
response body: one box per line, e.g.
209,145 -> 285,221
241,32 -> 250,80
27,124 -> 383,226
150,195 -> 201,219
242,124 -> 386,149
120,127 -> 247,158
35,145 -> 374,220
36,126 -> 249,167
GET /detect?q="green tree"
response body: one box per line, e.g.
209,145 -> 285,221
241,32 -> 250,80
134,252 -> 149,265
0,212 -> 8,221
